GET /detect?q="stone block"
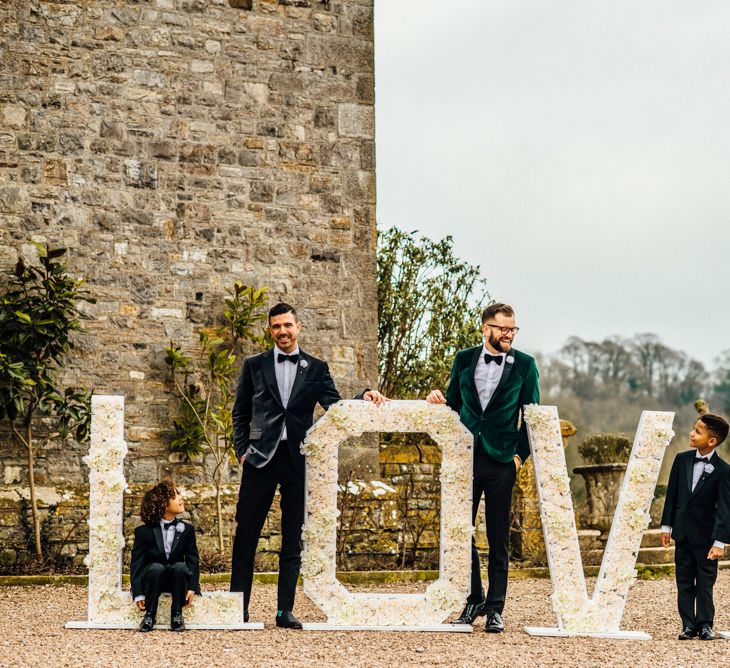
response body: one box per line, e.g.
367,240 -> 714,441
150,140 -> 176,159
124,160 -> 158,189
305,35 -> 373,73
313,13 -> 337,33
250,181 -> 275,202
99,119 -> 124,140
242,82 -> 269,106
338,103 -> 374,138
133,69 -> 167,88
205,39 -> 221,55
126,458 -> 160,483
0,186 -> 27,213
94,26 -> 125,41
190,59 -> 215,73
2,105 -> 27,129
344,169 -> 375,203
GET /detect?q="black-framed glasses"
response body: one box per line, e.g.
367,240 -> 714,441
485,323 -> 520,335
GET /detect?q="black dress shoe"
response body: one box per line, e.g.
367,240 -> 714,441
485,612 -> 505,633
275,611 -> 303,629
677,626 -> 697,640
244,609 -> 250,623
698,625 -> 714,641
452,602 -> 486,625
171,611 -> 185,632
138,613 -> 155,632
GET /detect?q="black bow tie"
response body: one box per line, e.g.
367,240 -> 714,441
163,519 -> 178,530
278,353 -> 299,364
696,456 -> 710,464
484,353 -> 503,366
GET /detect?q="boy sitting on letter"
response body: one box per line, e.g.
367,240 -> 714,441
130,480 -> 201,632
661,413 -> 730,640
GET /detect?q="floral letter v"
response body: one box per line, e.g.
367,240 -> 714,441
523,406 -> 675,639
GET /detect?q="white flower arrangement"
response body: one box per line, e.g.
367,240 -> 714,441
524,405 -> 674,636
300,400 -> 474,627
74,395 -> 244,628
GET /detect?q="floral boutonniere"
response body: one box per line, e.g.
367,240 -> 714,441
175,522 -> 185,534
506,356 -> 515,365
704,463 -> 715,475
299,359 -> 308,370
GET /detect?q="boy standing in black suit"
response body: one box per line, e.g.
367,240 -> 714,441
130,480 -> 201,632
661,413 -> 730,640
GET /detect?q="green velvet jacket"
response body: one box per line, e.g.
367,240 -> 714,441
445,346 -> 540,463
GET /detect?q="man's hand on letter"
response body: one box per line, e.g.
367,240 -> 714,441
426,389 -> 446,404
363,390 -> 388,406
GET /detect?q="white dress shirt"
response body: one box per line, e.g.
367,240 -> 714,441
661,450 -> 725,549
161,518 -> 176,558
473,346 -> 506,411
275,345 -> 300,441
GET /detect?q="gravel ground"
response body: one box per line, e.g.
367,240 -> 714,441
2,574 -> 730,668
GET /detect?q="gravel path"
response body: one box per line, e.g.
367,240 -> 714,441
2,574 -> 730,668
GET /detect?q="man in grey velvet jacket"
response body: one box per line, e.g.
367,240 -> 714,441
230,302 -> 385,628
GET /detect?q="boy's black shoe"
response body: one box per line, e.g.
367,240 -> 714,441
452,602 -> 486,625
171,611 -> 185,632
677,627 -> 697,640
698,625 -> 714,641
138,614 -> 155,632
275,611 -> 302,629
485,612 -> 505,633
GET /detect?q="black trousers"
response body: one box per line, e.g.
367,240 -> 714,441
230,442 -> 304,612
142,561 -> 190,619
675,539 -> 718,629
466,449 -> 517,614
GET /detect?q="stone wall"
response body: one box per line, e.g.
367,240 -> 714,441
0,439 -> 445,571
0,0 -> 378,557
5,441 -> 445,572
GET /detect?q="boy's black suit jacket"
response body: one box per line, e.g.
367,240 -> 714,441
232,348 -> 365,477
661,450 -> 730,545
129,521 -> 201,598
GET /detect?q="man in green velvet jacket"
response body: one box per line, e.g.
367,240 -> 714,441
427,302 -> 539,633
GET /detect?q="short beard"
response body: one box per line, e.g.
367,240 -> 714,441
488,332 -> 510,353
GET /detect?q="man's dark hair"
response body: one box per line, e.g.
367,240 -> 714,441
268,302 -> 297,322
481,302 -> 515,325
699,413 -> 730,446
140,479 -> 178,525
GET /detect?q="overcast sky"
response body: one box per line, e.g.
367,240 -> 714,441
374,1 -> 730,369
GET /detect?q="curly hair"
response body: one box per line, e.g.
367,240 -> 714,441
140,480 -> 177,525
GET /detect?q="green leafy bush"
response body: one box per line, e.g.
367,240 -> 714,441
577,433 -> 632,465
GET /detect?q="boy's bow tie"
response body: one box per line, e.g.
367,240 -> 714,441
164,519 -> 178,530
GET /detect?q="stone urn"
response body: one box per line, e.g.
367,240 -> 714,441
573,463 -> 627,536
